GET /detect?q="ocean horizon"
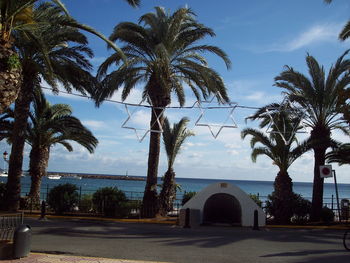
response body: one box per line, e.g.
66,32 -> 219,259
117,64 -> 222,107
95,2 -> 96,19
1,173 -> 349,204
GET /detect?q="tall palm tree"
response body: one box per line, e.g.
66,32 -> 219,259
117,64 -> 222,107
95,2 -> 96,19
242,104 -> 309,223
158,117 -> 193,216
326,143 -> 350,165
274,51 -> 350,221
4,0 -> 140,211
95,6 -> 231,217
26,89 -> 98,204
4,3 -> 98,211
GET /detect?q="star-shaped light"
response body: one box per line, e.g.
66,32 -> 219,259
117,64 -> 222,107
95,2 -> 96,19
121,95 -> 165,142
265,98 -> 307,144
194,95 -> 238,139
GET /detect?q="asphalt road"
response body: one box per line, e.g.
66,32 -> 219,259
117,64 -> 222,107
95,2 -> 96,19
26,218 -> 350,263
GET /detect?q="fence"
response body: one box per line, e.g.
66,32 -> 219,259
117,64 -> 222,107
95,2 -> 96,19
17,183 -> 350,221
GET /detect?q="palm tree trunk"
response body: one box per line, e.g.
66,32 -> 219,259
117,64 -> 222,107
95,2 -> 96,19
158,168 -> 176,216
28,146 -> 50,205
5,68 -> 34,211
141,107 -> 164,218
310,148 -> 326,221
310,125 -> 330,222
273,171 -> 294,224
0,45 -> 22,113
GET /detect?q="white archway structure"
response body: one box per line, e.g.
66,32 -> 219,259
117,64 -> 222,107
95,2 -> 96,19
182,182 -> 266,227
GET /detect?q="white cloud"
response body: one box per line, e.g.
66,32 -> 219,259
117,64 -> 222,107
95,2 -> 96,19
265,23 -> 342,53
82,120 -> 106,129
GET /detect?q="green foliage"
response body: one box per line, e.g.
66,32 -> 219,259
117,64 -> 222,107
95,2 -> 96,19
181,191 -> 196,206
92,187 -> 129,218
7,54 -> 21,70
266,192 -> 311,224
291,195 -> 312,224
321,206 -> 335,223
79,194 -> 93,213
47,183 -> 79,214
0,182 -> 6,210
19,196 -> 40,210
249,194 -> 262,208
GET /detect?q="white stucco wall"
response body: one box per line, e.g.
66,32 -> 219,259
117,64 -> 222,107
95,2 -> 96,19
182,182 -> 266,227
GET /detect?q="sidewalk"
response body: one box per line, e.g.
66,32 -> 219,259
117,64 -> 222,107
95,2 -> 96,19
2,253 -> 171,263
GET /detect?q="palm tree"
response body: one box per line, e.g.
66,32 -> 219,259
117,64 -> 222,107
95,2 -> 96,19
95,6 -> 231,217
242,104 -> 309,223
158,117 -> 194,216
26,89 -> 98,204
274,51 -> 350,221
326,143 -> 350,165
4,3 -> 98,211
3,1 -> 139,210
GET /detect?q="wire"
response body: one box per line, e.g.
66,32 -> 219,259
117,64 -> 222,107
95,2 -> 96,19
41,86 -> 262,110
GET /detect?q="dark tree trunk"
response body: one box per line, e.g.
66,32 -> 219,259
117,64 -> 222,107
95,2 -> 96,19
310,147 -> 326,221
28,146 -> 50,205
273,171 -> 294,224
309,125 -> 330,222
158,168 -> 176,216
141,107 -> 165,218
5,66 -> 35,211
141,74 -> 171,218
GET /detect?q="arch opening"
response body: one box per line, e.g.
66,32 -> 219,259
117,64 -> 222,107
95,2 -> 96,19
203,193 -> 242,226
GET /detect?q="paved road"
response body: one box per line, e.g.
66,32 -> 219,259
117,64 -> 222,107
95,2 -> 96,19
26,218 -> 349,263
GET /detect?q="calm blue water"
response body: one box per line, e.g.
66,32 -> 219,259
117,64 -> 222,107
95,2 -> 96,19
1,174 -> 349,202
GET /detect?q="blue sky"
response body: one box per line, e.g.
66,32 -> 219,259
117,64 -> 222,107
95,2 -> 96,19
2,0 -> 350,183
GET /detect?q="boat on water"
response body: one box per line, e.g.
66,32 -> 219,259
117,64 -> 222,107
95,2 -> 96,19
63,175 -> 82,180
0,171 -> 8,177
48,174 -> 61,180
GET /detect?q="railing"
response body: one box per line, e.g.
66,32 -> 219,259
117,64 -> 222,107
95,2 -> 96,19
0,213 -> 23,242
16,184 -> 350,221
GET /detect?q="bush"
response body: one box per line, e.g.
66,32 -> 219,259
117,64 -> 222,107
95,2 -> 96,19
181,191 -> 196,206
321,206 -> 335,223
47,183 -> 79,214
249,194 -> 262,207
92,187 -> 129,218
291,195 -> 311,224
265,192 -> 311,224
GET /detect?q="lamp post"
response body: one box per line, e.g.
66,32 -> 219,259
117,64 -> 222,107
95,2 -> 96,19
3,151 -> 8,173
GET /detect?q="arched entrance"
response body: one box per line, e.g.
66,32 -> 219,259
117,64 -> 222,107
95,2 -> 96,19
203,193 -> 242,225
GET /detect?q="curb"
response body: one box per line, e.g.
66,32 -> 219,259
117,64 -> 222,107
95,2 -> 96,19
24,214 -> 177,225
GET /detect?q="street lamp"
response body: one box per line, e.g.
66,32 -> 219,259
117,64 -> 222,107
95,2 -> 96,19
3,151 -> 8,161
3,151 -> 8,173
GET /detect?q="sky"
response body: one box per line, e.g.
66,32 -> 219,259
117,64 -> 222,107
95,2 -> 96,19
1,0 -> 350,183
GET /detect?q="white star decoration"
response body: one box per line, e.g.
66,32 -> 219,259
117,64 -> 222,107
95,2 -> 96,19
265,98 -> 307,144
195,95 -> 238,139
121,96 -> 165,142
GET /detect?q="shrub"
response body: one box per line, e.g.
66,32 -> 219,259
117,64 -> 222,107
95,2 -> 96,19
47,183 -> 79,214
291,195 -> 311,224
92,187 -> 129,218
181,191 -> 196,206
265,192 -> 311,224
321,206 -> 335,223
249,194 -> 262,207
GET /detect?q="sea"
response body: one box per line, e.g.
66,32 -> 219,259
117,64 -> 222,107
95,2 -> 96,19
1,174 -> 350,204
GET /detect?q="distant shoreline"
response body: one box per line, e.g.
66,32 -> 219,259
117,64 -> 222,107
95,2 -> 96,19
47,172 -> 145,181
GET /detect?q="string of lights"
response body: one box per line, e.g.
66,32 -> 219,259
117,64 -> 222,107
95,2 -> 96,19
41,86 -> 261,110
